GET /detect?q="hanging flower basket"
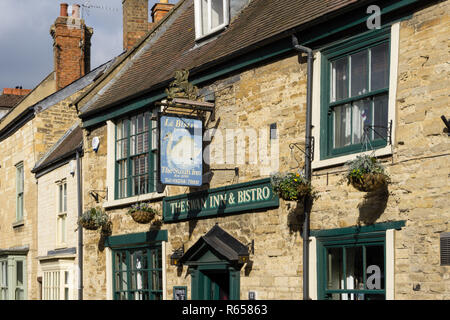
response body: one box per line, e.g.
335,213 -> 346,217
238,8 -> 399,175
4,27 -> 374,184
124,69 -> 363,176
345,155 -> 390,192
78,207 -> 109,231
128,202 -> 157,224
270,172 -> 317,201
348,172 -> 389,192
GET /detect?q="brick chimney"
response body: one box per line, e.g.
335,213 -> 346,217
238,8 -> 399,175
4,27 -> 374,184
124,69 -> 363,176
50,3 -> 93,90
2,87 -> 31,96
151,0 -> 174,24
122,0 -> 174,51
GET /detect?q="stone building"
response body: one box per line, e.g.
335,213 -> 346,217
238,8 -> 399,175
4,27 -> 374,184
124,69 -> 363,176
32,124 -> 83,300
0,3 -> 107,300
72,0 -> 449,300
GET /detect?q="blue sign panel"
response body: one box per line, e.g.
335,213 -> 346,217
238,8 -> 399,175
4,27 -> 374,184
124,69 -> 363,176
160,115 -> 203,186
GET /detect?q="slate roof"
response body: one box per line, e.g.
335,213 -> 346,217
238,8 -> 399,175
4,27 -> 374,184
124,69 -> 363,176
0,94 -> 25,109
179,224 -> 249,264
32,124 -> 83,174
80,0 -> 359,117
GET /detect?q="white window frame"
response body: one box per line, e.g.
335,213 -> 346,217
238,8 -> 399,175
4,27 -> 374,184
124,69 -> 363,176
311,22 -> 400,169
41,263 -> 73,300
194,0 -> 230,41
56,179 -> 68,248
15,162 -> 24,222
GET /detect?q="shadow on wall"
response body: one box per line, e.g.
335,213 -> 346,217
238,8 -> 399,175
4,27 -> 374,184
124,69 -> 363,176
357,184 -> 389,225
98,220 -> 113,252
286,200 -> 305,236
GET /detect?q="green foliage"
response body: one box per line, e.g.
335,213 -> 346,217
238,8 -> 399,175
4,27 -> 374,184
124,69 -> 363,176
344,155 -> 390,191
127,202 -> 158,215
270,172 -> 318,201
345,155 -> 386,182
78,207 -> 109,229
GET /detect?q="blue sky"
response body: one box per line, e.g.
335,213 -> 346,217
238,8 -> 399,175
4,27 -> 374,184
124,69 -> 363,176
0,0 -> 175,92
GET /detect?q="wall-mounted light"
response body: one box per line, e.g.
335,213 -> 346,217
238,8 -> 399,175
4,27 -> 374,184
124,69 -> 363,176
238,240 -> 254,264
92,136 -> 100,152
170,245 -> 184,266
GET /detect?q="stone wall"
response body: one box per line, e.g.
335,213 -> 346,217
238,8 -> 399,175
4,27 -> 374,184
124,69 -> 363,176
80,0 -> 449,300
36,161 -> 80,299
0,88 -> 85,299
310,0 -> 450,299
0,120 -> 38,299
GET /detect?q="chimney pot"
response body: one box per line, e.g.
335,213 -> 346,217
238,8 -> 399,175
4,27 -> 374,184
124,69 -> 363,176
60,3 -> 69,17
72,4 -> 81,19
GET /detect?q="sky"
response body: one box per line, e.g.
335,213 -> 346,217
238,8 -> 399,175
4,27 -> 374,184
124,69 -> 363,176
0,0 -> 175,92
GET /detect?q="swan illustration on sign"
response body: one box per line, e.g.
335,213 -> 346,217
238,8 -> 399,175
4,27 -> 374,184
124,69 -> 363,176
160,115 -> 203,186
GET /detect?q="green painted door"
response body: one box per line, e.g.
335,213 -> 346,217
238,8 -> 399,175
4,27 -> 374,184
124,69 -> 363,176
191,267 -> 240,300
203,270 -> 230,300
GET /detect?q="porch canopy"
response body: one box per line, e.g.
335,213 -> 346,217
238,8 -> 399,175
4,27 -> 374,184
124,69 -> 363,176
179,224 -> 249,266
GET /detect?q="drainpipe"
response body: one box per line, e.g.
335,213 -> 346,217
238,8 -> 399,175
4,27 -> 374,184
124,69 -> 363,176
76,146 -> 83,300
292,34 -> 313,300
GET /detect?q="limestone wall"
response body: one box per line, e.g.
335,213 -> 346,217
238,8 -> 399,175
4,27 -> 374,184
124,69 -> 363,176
0,88 -> 84,299
36,162 -> 80,300
80,1 -> 449,300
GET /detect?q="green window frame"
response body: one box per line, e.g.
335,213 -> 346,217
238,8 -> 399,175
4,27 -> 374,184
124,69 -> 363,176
114,111 -> 157,199
0,256 -> 26,300
112,244 -> 163,300
320,27 -> 391,159
312,221 -> 408,301
15,162 -> 24,221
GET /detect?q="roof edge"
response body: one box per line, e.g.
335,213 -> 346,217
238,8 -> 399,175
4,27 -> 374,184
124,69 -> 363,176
71,0 -> 187,110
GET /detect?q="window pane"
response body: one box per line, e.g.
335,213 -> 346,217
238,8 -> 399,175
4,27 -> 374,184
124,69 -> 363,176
366,245 -> 384,290
59,184 -> 63,213
61,215 -> 66,243
137,114 -> 144,134
17,194 -> 23,220
371,42 -> 389,91
350,50 -> 368,97
117,139 -> 128,160
345,247 -> 364,300
63,183 -> 67,212
373,94 -> 389,141
201,0 -> 208,35
211,0 -> 224,29
352,98 -> 372,145
333,104 -> 352,148
116,120 -> 124,140
327,247 -> 343,290
331,57 -> 348,102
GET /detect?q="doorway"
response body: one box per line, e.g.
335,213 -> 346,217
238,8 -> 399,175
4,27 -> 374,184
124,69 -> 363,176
202,270 -> 229,300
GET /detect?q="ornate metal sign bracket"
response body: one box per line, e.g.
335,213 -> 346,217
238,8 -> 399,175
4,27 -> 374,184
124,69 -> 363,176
156,69 -> 215,121
289,136 -> 315,162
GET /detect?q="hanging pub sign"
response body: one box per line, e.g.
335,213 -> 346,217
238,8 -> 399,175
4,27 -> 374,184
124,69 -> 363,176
159,114 -> 203,187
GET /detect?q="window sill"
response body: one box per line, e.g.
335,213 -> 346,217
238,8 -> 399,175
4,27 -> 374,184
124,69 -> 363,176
195,25 -> 227,43
312,145 -> 393,171
12,220 -> 24,228
103,190 -> 168,209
